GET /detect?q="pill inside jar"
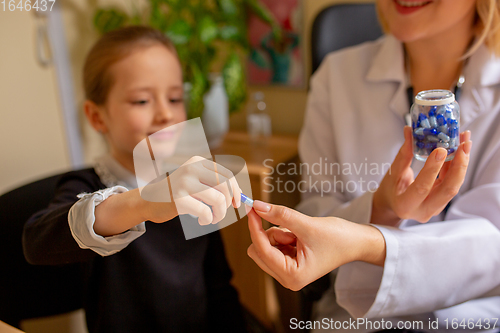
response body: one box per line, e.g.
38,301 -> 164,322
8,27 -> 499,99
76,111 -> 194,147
411,89 -> 460,162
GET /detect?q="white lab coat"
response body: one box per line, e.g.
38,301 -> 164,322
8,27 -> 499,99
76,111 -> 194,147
297,35 -> 500,332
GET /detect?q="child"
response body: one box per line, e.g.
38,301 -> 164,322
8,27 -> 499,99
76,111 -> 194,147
22,26 -> 247,333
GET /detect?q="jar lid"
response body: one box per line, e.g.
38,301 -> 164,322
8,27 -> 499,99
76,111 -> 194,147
415,89 -> 455,106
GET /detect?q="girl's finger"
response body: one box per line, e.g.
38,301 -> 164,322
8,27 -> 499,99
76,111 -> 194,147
212,181 -> 233,209
207,159 -> 242,209
198,169 -> 241,210
227,176 -> 242,208
198,166 -> 229,188
175,196 -> 213,225
196,168 -> 234,209
190,185 -> 227,224
201,159 -> 235,179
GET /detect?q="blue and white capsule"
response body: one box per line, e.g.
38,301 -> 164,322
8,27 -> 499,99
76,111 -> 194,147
241,193 -> 254,207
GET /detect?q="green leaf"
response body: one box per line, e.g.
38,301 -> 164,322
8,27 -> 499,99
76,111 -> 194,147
149,0 -> 169,31
244,0 -> 274,24
130,15 -> 143,26
162,0 -> 181,7
93,8 -> 129,34
199,16 -> 218,44
219,25 -> 240,41
223,52 -> 247,113
249,48 -> 269,69
244,0 -> 282,41
217,0 -> 239,17
166,20 -> 192,45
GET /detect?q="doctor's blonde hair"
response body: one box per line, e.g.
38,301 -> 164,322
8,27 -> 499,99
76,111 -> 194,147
377,0 -> 500,57
472,0 -> 500,56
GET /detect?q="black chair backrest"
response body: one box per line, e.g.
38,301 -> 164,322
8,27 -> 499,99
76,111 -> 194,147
311,3 -> 384,74
0,174 -> 83,328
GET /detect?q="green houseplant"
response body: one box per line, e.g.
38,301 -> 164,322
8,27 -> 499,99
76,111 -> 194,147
93,0 -> 281,119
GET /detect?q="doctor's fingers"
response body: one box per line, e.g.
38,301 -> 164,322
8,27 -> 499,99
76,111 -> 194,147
393,148 -> 447,219
460,130 -> 471,144
247,243 -> 284,285
252,201 -> 311,239
411,131 -> 470,189
248,243 -> 303,291
432,131 -> 469,185
436,160 -> 451,184
247,211 -> 307,290
266,227 -> 297,247
423,140 -> 472,219
247,209 -> 291,274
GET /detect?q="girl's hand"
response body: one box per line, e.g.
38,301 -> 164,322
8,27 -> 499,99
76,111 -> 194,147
144,156 -> 242,225
247,201 -> 386,291
371,126 -> 472,226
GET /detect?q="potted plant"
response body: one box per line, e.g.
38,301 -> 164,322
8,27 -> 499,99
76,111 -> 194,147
93,0 -> 281,146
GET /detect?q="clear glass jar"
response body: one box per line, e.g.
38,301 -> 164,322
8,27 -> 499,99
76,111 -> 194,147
247,91 -> 272,144
411,89 -> 460,162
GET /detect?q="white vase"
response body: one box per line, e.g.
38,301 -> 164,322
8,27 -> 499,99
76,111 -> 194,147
202,74 -> 229,149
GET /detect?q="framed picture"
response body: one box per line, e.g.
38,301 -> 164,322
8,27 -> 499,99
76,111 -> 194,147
247,0 -> 304,88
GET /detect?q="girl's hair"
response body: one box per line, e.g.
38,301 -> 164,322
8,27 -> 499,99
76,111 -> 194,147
83,26 -> 179,105
376,0 -> 500,57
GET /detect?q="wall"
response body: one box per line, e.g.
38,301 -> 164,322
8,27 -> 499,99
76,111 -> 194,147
0,8 -> 86,333
0,10 -> 71,193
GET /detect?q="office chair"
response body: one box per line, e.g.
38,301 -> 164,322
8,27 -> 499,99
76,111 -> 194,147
0,174 -> 84,328
311,3 -> 384,74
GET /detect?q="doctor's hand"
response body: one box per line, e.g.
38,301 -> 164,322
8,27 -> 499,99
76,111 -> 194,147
371,126 -> 472,226
247,201 -> 386,291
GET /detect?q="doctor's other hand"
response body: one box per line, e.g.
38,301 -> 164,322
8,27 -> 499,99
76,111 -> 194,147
371,126 -> 472,226
247,201 -> 386,291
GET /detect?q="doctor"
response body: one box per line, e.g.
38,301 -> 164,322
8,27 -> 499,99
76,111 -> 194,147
248,0 -> 500,329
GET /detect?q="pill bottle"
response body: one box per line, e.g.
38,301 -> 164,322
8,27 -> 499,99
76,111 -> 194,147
411,89 -> 460,162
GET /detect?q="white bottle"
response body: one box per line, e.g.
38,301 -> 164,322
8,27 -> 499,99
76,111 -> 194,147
247,91 -> 271,144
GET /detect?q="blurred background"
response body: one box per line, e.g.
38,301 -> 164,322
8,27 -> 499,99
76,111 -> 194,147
0,0 -> 378,332
0,0 -> 376,194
